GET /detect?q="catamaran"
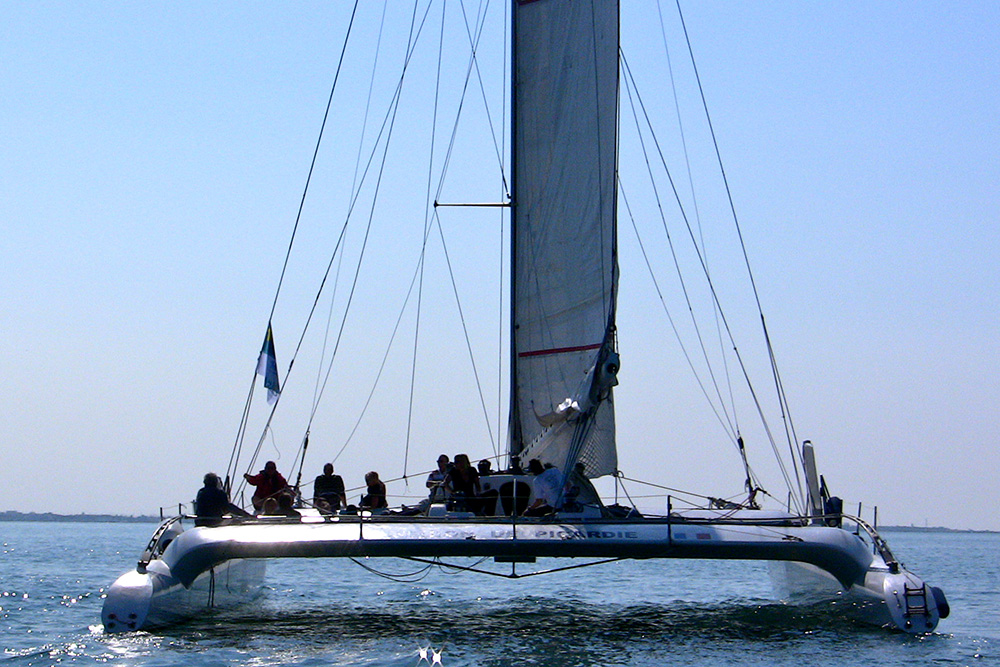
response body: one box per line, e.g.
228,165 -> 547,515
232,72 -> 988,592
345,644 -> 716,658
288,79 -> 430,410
103,0 -> 948,633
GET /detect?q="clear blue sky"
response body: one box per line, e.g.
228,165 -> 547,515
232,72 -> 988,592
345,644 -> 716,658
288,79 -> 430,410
3,2 -> 998,530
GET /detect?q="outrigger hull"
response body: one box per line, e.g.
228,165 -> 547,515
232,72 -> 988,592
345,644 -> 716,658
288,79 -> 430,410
102,514 -> 945,633
102,557 -> 266,632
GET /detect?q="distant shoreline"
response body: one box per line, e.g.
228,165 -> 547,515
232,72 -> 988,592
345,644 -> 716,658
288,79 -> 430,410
0,510 -> 995,532
0,510 -> 160,523
879,524 -> 998,534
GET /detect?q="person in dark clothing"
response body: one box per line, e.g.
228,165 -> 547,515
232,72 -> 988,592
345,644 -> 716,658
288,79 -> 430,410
360,471 -> 388,510
277,492 -> 301,518
314,462 -> 347,510
445,454 -> 498,515
444,454 -> 480,499
195,472 -> 230,526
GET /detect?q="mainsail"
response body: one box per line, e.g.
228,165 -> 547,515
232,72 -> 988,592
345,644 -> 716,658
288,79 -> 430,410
509,0 -> 620,478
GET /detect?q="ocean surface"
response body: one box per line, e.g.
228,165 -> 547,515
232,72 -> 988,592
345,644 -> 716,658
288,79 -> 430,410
1,521 -> 997,666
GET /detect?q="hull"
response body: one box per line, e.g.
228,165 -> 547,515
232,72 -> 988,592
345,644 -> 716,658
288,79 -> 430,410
102,518 -> 266,632
102,512 -> 945,633
102,557 -> 266,632
771,560 -> 946,633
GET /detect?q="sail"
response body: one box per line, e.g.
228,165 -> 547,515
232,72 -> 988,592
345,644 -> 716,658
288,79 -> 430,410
509,0 -> 619,477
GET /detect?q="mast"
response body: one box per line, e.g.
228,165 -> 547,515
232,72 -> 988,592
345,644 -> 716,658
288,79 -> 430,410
507,0 -> 620,477
508,0 -> 523,465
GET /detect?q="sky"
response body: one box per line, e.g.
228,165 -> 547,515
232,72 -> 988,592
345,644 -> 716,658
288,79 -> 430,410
2,2 -> 998,532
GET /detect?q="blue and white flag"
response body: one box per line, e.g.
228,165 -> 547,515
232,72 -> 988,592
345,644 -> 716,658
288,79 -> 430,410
256,322 -> 281,404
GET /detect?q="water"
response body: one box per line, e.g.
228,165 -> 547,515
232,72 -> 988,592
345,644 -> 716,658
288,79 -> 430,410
2,521 -> 997,666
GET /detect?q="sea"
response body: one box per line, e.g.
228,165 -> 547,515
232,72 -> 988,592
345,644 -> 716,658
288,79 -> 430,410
1,521 -> 997,667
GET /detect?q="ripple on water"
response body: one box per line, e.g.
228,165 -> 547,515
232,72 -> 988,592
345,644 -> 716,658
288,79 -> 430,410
1,523 -> 995,666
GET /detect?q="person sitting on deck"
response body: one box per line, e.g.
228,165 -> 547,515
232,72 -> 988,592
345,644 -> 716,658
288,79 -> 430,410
414,455 -> 452,514
314,462 -> 347,510
425,454 -> 451,505
564,461 -> 602,510
194,472 -> 230,527
444,453 -> 498,515
244,460 -> 290,512
276,492 -> 301,518
260,497 -> 280,515
314,498 -> 333,515
523,459 -> 562,517
360,471 -> 388,510
477,459 -> 493,476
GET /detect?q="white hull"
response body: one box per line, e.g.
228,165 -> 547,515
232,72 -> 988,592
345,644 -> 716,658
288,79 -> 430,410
771,560 -> 945,632
102,556 -> 266,632
102,512 -> 945,633
102,517 -> 267,632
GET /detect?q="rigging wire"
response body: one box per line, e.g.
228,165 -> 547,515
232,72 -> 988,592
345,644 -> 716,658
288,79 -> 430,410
620,48 -> 802,512
457,0 -> 512,465
408,0 -> 513,462
457,0 -> 511,199
225,375 -> 258,492
264,0 -> 361,328
401,0 -> 450,483
310,0 -> 390,432
289,0 -> 436,483
298,5 -> 424,468
311,1 -> 391,424
312,251 -> 343,418
620,56 -> 740,448
237,0 -> 435,496
432,207 -> 500,453
401,555 -> 628,579
306,2 -> 389,472
350,0 -> 390,201
618,182 -> 735,444
328,254 -> 431,466
326,0 -> 510,472
231,0 -> 360,494
349,557 -> 435,583
673,0 -> 805,507
311,0 -> 508,479
615,473 -> 766,510
655,0 -> 740,440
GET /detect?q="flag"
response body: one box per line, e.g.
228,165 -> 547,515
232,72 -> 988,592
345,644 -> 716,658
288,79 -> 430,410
256,322 -> 281,404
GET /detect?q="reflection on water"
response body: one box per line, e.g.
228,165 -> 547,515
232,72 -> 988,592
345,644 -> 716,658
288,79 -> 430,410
146,596 -> 895,667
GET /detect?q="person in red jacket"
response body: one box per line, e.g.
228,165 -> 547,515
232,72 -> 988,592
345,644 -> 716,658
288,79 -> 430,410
244,460 -> 290,511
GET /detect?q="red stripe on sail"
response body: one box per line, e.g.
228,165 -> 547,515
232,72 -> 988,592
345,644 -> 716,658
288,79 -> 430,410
518,343 -> 602,358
